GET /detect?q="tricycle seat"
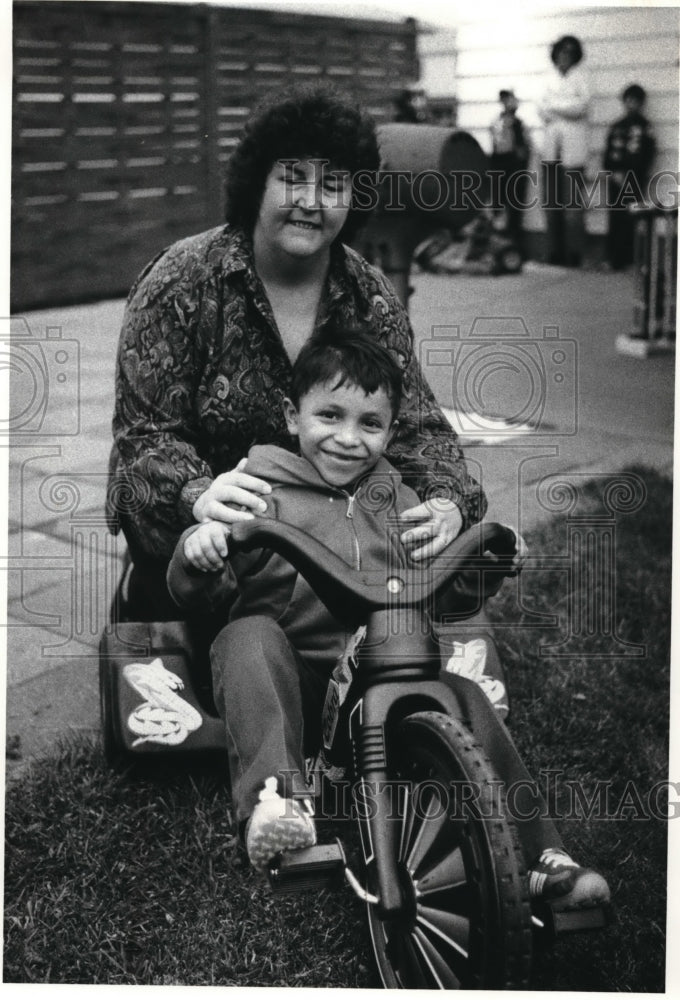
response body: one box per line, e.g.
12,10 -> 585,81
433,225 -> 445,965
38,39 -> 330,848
99,620 -> 226,759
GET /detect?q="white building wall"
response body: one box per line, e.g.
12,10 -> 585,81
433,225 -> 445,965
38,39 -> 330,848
418,6 -> 679,234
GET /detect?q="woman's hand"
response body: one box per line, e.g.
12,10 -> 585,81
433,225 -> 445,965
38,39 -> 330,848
184,521 -> 232,572
192,458 -> 272,524
399,498 -> 464,561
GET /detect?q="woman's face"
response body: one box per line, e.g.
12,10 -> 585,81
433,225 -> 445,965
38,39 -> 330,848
253,157 -> 352,262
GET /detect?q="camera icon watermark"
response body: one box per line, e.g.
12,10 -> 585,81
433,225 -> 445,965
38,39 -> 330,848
0,316 -> 80,436
421,318 -> 578,440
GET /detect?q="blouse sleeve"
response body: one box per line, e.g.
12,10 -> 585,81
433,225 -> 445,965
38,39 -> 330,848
364,265 -> 487,529
108,245 -> 217,560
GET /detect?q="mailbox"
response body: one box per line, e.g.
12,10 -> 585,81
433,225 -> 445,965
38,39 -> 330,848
353,124 -> 490,305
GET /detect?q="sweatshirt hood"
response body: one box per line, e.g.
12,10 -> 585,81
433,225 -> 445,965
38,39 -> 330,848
245,444 -> 403,495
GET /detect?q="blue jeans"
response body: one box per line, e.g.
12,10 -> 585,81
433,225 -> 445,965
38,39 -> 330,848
210,616 -> 328,824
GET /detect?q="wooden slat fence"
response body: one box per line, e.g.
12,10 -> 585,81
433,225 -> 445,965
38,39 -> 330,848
12,1 -> 418,311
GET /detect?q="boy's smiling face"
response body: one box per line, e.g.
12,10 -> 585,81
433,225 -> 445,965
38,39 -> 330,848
283,378 -> 397,488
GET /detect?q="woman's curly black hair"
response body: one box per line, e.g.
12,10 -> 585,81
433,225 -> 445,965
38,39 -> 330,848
550,35 -> 584,67
224,84 -> 381,244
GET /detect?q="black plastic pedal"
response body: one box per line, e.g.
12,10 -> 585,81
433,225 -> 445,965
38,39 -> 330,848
267,840 -> 346,894
533,901 -> 612,938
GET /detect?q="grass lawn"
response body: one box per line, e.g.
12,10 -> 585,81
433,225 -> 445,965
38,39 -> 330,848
4,466 -> 672,989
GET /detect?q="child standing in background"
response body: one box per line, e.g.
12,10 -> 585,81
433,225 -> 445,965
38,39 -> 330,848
603,84 -> 656,270
490,89 -> 530,257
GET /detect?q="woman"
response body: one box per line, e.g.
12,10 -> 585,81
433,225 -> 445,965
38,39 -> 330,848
538,35 -> 590,266
106,85 -> 486,620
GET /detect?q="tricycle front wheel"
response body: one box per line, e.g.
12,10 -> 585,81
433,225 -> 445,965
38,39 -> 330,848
366,711 -> 532,990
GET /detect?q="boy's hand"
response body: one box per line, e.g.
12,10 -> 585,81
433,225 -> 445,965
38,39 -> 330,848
399,499 -> 463,561
184,521 -> 231,572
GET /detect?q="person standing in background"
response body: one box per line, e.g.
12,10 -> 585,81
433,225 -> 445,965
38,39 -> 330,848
393,85 -> 431,124
490,89 -> 530,258
538,35 -> 590,267
603,84 -> 656,270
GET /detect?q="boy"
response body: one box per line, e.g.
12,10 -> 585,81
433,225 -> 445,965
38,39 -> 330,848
167,327 -> 610,913
603,84 -> 656,269
168,326 -> 420,866
490,89 -> 530,256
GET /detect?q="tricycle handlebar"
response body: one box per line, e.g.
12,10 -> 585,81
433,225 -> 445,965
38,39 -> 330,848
229,519 -> 518,627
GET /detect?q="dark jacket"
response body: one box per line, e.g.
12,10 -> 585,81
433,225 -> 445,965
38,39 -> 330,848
603,111 -> 656,186
490,112 -> 529,167
167,445 -> 423,671
168,445 -> 511,674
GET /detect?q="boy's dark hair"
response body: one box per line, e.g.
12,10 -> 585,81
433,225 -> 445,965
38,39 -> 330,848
622,84 -> 646,104
550,34 -> 584,67
224,84 -> 380,244
289,325 -> 403,420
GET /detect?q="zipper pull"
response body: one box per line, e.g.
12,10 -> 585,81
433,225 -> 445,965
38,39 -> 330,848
346,493 -> 355,518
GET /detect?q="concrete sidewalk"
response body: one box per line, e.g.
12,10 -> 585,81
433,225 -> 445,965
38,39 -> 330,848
4,263 -> 675,780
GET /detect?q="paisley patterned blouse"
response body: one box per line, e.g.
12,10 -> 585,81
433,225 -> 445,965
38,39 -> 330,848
106,225 -> 486,561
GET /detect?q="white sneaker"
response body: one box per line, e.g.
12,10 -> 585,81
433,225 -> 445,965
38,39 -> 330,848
245,777 -> 316,872
528,848 -> 611,910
